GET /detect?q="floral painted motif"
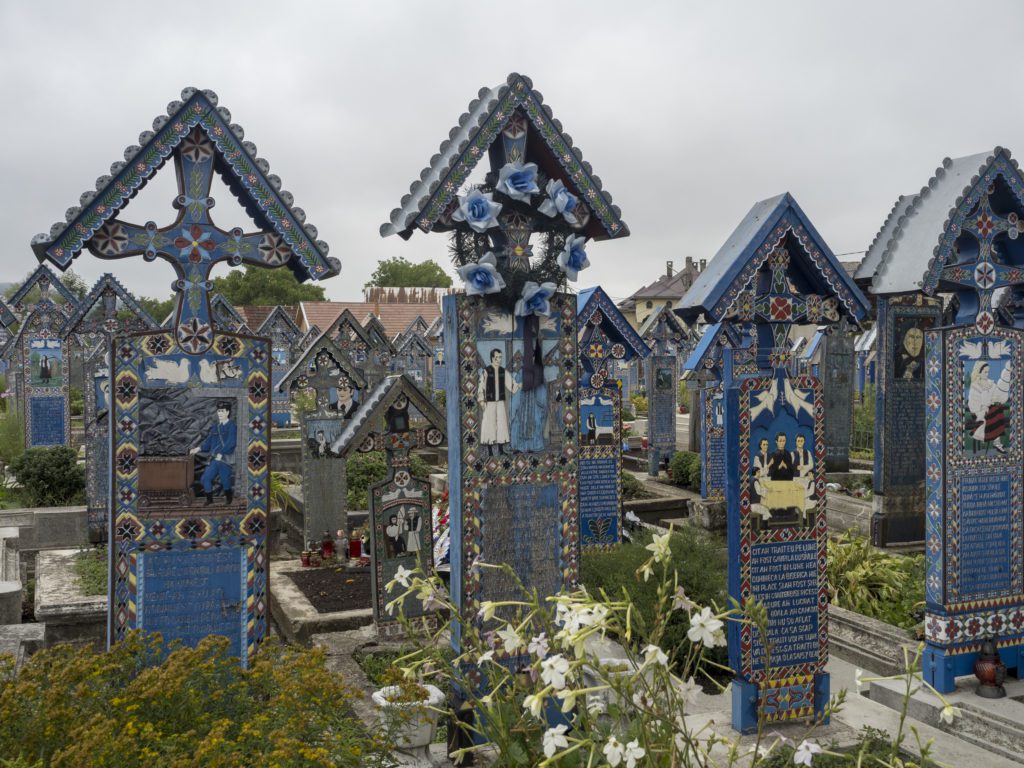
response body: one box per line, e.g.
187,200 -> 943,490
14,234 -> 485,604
93,222 -> 128,255
174,224 -> 215,263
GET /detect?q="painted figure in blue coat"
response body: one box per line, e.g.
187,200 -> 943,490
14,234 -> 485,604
189,401 -> 236,505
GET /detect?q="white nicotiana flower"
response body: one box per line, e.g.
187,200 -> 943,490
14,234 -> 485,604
604,735 -> 625,767
556,687 -> 580,713
854,668 -> 864,690
672,585 -> 694,612
632,689 -> 656,711
623,739 -> 646,768
940,703 -> 961,724
540,654 -> 570,691
645,530 -> 672,563
642,644 -> 668,667
542,723 -> 569,759
495,625 -> 522,654
793,739 -> 822,766
479,601 -> 497,621
678,675 -> 700,705
522,691 -> 546,719
478,649 -> 494,664
687,606 -> 725,647
528,632 -> 549,658
387,564 -> 413,592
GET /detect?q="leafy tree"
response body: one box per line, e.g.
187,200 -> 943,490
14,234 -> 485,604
365,257 -> 452,289
136,295 -> 176,324
210,265 -> 326,306
4,268 -> 87,305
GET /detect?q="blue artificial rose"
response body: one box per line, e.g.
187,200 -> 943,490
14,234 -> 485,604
557,235 -> 590,281
538,179 -> 580,224
457,252 -> 506,296
452,189 -> 502,233
496,162 -> 540,202
514,281 -> 557,318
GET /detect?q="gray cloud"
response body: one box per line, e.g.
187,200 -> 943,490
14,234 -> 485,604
2,0 -> 1021,304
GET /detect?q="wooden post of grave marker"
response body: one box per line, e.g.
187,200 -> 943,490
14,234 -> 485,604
381,73 -> 629,663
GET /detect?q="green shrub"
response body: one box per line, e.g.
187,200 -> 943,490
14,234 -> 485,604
0,633 -> 387,767
828,531 -> 924,630
581,527 -> 729,679
620,471 -> 648,500
68,386 -> 83,417
9,447 -> 84,507
346,451 -> 431,510
0,411 -> 23,468
668,450 -> 701,490
630,393 -> 648,415
620,404 -> 635,422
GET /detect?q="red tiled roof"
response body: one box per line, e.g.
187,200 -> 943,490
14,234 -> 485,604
299,301 -> 441,339
237,305 -> 300,330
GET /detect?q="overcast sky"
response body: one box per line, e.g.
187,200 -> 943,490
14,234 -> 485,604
2,1 -> 1023,305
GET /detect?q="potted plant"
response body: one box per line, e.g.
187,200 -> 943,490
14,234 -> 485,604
371,668 -> 445,761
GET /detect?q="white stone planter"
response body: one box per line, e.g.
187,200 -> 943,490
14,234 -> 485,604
372,683 -> 445,765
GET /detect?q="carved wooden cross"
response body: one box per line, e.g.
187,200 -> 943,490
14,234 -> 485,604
86,127 -> 296,354
939,190 -> 1024,333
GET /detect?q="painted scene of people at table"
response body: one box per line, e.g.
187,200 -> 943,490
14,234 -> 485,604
746,377 -> 818,532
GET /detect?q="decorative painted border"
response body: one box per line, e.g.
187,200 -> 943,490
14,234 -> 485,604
708,216 -> 862,329
922,155 -> 1024,295
110,329 -> 269,666
736,375 -> 828,684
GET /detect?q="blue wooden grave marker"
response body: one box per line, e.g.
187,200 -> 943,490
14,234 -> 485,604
277,333 -> 366,549
381,73 -> 628,667
62,274 -> 157,543
680,192 -> 869,732
577,286 -> 650,550
332,374 -> 446,637
862,148 -> 1024,691
33,87 -> 339,664
256,305 -> 302,428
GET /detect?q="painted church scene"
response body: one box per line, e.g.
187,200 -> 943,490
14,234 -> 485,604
3,5 -> 1024,766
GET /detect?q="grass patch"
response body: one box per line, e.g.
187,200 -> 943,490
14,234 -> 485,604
71,548 -> 107,596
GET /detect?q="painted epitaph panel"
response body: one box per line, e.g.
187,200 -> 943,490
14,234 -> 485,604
646,354 -> 676,475
85,351 -> 111,541
821,327 -> 854,471
727,373 -> 828,729
873,295 -> 941,544
578,390 -> 620,549
576,289 -> 647,550
445,294 -> 579,654
22,307 -> 70,448
700,385 -> 725,500
110,329 -> 269,665
923,326 -> 1024,691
